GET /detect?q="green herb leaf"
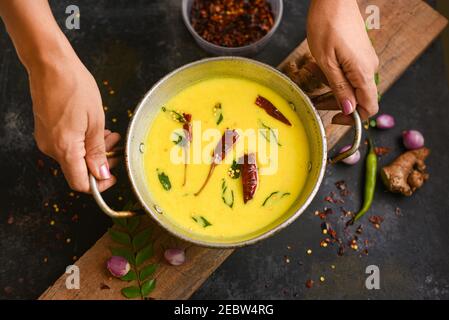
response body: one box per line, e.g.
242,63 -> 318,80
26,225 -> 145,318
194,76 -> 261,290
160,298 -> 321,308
216,113 -> 223,125
122,200 -> 139,211
221,179 -> 234,209
214,103 -> 223,125
112,218 -> 127,229
374,72 -> 380,86
172,132 -> 184,145
110,247 -> 135,265
262,191 -> 279,206
262,191 -> 290,207
259,120 -> 282,146
127,216 -> 141,234
140,264 -> 158,281
121,286 -> 141,299
108,228 -> 131,246
141,279 -> 156,297
192,216 -> 212,228
120,270 -> 137,281
136,244 -> 153,266
157,170 -> 171,191
132,228 -> 151,250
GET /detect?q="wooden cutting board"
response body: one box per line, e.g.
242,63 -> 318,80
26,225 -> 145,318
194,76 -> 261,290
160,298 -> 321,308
40,0 -> 447,300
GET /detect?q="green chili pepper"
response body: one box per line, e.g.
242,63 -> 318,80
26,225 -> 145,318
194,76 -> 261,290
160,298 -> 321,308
352,138 -> 377,223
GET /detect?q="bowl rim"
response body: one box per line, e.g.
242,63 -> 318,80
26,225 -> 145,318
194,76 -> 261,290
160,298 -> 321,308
125,56 -> 327,248
181,0 -> 284,53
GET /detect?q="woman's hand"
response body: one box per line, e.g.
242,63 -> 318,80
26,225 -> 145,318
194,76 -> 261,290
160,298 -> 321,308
30,55 -> 120,193
1,0 -> 120,193
307,0 -> 379,125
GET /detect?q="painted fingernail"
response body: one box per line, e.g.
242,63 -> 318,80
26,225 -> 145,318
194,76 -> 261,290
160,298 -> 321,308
341,99 -> 353,115
99,163 -> 111,180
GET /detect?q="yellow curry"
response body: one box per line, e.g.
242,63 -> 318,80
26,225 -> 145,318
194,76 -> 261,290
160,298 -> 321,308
143,77 -> 310,242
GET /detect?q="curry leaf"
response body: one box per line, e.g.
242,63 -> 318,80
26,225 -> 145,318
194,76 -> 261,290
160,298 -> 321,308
112,218 -> 127,229
110,247 -> 135,265
157,170 -> 171,191
121,286 -> 141,299
136,244 -> 153,266
132,228 -> 151,250
127,216 -> 141,234
141,279 -> 156,297
140,264 -> 158,281
108,228 -> 131,246
120,270 -> 137,281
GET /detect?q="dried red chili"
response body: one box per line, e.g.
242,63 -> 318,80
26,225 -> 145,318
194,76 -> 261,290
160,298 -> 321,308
255,95 -> 292,126
190,0 -> 275,48
195,129 -> 240,196
182,113 -> 193,186
241,153 -> 258,203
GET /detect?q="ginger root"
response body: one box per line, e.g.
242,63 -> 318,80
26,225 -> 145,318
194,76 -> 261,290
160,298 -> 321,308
381,147 -> 430,196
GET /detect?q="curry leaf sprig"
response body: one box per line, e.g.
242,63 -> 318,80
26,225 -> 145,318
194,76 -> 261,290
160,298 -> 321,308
109,202 -> 157,299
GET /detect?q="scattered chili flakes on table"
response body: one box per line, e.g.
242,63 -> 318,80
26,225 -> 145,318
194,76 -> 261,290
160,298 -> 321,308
374,146 -> 391,156
190,0 -> 275,48
368,215 -> 384,229
305,279 -> 314,289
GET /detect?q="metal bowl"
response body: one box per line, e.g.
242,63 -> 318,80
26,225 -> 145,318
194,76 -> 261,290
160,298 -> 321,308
90,57 -> 334,248
182,0 -> 283,56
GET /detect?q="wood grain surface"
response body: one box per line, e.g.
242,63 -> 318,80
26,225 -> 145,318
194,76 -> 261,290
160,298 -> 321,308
40,0 -> 447,300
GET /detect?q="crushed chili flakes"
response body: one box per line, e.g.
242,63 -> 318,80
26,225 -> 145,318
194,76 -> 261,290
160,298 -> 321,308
100,283 -> 110,290
190,0 -> 275,48
374,146 -> 391,156
305,279 -> 314,289
368,215 -> 384,229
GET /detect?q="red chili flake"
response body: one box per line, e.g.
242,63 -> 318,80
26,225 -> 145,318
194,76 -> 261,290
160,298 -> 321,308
190,0 -> 275,48
340,207 -> 353,218
324,195 -> 335,203
368,216 -> 384,229
374,146 -> 391,156
335,180 -> 351,197
100,283 -> 110,290
305,279 -> 314,289
320,240 -> 330,248
337,245 -> 345,256
328,229 -> 338,240
255,95 -> 292,126
321,222 -> 330,234
37,159 -> 45,169
71,214 -> 79,223
355,225 -> 363,235
7,215 -> 14,225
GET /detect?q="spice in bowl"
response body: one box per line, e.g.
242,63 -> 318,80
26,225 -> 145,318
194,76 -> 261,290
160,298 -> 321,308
190,0 -> 275,48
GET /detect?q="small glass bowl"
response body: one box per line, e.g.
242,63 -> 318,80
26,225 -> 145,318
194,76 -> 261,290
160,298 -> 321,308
182,0 -> 283,56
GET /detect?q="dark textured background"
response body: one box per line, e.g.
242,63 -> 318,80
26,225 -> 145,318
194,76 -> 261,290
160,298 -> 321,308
0,0 -> 448,300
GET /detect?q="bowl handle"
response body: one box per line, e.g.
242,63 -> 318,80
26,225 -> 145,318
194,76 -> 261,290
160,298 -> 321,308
89,174 -> 136,218
329,110 -> 363,164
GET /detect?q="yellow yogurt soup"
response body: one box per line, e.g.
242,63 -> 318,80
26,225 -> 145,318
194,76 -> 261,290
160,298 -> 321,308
143,77 -> 310,243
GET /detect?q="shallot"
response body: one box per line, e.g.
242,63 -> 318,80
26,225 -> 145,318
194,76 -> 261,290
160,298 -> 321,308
402,130 -> 424,150
106,256 -> 130,277
339,145 -> 361,165
375,114 -> 395,129
164,248 -> 186,266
